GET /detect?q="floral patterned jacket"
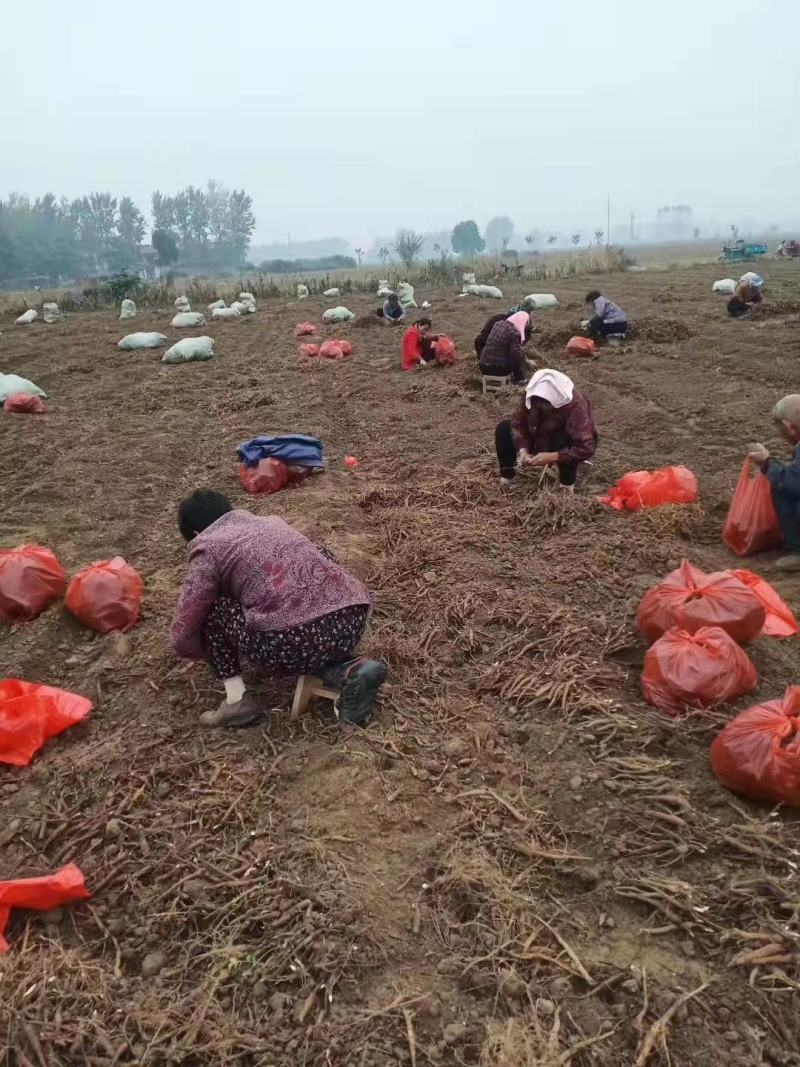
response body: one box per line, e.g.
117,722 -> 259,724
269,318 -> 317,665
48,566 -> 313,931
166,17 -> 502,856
171,511 -> 370,659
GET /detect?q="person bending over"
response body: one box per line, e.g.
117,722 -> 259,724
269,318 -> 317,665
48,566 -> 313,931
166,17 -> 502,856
728,272 -> 764,317
748,394 -> 800,571
401,317 -> 437,371
474,307 -> 530,358
171,490 -> 385,727
377,293 -> 406,323
478,311 -> 531,383
585,290 -> 628,340
495,369 -> 597,491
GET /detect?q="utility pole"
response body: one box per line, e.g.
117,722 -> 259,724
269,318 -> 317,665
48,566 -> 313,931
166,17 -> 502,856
630,210 -> 635,240
606,195 -> 611,263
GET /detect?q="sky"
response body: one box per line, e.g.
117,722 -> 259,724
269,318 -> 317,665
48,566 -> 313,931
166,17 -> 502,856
2,0 -> 798,246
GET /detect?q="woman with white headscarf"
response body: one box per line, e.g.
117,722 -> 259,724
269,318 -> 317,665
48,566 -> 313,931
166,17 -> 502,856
728,272 -> 764,318
494,369 -> 597,490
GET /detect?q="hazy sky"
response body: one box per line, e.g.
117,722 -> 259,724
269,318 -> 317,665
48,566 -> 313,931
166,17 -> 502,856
2,0 -> 798,244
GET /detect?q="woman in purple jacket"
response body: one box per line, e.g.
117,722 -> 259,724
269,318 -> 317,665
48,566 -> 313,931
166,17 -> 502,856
171,490 -> 384,728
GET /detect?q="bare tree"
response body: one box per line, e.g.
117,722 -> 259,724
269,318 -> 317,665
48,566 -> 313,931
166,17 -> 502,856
392,229 -> 424,270
378,245 -> 390,266
524,232 -> 536,247
547,235 -> 557,245
354,247 -> 365,266
594,229 -> 604,244
571,233 -> 581,246
693,227 -> 701,239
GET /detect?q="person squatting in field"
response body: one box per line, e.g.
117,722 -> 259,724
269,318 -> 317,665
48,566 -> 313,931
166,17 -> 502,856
401,317 -> 438,371
477,311 -> 533,383
728,272 -> 764,318
495,369 -> 598,491
171,491 -> 385,727
747,394 -> 800,571
376,293 -> 406,323
584,290 -> 628,340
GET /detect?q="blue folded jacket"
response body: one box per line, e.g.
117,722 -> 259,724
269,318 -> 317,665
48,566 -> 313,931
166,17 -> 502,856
236,434 -> 325,469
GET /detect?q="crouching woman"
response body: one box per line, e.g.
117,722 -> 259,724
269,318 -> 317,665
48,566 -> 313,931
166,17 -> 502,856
171,491 -> 385,727
494,369 -> 597,491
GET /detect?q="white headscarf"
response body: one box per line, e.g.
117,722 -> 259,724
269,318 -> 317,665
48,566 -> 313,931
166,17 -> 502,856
740,271 -> 764,288
525,368 -> 574,409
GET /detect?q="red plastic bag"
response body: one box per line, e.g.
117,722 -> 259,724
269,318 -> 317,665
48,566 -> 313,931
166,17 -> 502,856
433,336 -> 457,365
641,625 -> 757,715
710,687 -> 800,805
4,393 -> 45,414
0,864 -> 90,952
238,458 -> 289,496
338,340 -> 353,357
0,679 -> 92,766
722,461 -> 782,556
731,569 -> 798,638
65,557 -> 143,634
565,337 -> 596,356
294,322 -> 317,337
599,466 -> 698,511
637,561 -> 765,644
0,545 -> 67,623
298,343 -> 319,358
319,340 -> 347,360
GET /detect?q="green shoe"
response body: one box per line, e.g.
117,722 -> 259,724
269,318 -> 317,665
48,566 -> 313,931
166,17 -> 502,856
321,658 -> 386,726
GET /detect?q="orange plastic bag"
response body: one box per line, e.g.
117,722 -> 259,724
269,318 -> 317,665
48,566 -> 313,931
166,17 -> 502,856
722,461 -> 782,556
319,340 -> 347,360
710,687 -> 800,805
0,679 -> 92,766
294,322 -> 317,337
4,393 -> 45,414
0,545 -> 67,623
433,336 -> 457,365
65,558 -> 143,634
599,466 -> 698,511
641,625 -> 757,715
298,343 -> 319,358
238,458 -> 289,496
731,569 -> 798,638
637,562 -> 765,644
565,337 -> 596,356
0,864 -> 90,952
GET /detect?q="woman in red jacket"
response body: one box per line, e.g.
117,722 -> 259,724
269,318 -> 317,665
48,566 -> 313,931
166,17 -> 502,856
401,317 -> 436,371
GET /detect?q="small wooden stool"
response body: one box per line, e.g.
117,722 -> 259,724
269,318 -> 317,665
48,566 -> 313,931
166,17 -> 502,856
482,374 -> 512,395
290,674 -> 340,721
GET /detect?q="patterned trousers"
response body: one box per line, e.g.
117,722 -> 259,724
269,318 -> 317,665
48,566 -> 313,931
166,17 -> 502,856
203,598 -> 369,680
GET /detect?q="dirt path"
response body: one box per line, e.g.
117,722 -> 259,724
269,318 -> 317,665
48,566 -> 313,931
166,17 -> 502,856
2,263 -> 800,1065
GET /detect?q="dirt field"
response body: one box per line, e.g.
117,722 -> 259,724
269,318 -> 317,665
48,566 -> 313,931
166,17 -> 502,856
2,262 -> 800,1066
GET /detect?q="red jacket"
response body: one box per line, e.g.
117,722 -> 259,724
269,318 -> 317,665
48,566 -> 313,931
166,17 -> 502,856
401,326 -> 423,371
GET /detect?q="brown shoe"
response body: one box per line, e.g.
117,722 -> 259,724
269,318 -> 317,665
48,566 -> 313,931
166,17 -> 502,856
199,692 -> 262,728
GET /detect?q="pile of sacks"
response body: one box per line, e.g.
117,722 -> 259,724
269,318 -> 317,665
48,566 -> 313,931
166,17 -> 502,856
0,544 -> 143,633
15,303 -> 61,326
0,373 -> 47,414
636,560 -> 800,808
635,561 -> 798,763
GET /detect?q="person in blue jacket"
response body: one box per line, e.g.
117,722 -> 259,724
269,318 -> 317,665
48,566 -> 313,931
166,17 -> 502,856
748,394 -> 800,571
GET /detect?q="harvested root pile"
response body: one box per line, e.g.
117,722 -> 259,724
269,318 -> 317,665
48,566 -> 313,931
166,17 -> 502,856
630,318 -> 695,343
750,300 -> 800,319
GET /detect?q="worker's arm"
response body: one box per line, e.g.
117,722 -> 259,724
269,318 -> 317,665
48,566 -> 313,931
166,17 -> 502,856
558,401 -> 597,464
170,545 -> 220,660
763,448 -> 800,499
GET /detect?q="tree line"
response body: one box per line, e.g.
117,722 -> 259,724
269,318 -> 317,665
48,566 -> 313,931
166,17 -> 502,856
0,181 -> 256,284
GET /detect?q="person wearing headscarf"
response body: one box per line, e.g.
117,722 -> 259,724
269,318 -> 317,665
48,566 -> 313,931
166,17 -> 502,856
584,290 -> 628,340
377,293 -> 406,323
494,369 -> 597,490
473,306 -> 530,357
728,272 -> 764,317
477,311 -> 532,383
